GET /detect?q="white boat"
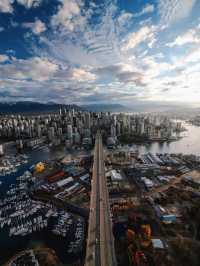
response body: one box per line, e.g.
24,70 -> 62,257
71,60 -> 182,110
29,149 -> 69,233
14,227 -> 28,236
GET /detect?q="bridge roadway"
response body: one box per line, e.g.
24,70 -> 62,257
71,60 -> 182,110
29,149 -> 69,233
85,132 -> 117,266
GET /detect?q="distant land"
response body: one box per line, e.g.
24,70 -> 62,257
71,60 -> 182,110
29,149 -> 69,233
0,101 -> 199,115
0,101 -> 128,114
81,104 -> 128,112
0,102 -> 81,114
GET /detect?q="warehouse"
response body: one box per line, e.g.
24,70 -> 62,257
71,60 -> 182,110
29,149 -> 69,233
110,170 -> 123,181
56,177 -> 74,188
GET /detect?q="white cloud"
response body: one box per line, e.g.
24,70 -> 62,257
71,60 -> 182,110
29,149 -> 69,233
32,20 -> 46,34
0,57 -> 58,81
71,68 -> 96,82
46,1 -> 121,69
167,26 -> 200,47
158,0 -> 197,25
118,12 -> 133,27
133,4 -> 154,18
141,56 -> 173,80
0,54 -> 9,63
23,20 -> 46,35
150,68 -> 200,103
16,0 -> 42,9
23,57 -> 58,81
51,0 -> 82,31
0,0 -> 42,13
184,47 -> 200,63
142,4 -> 155,14
0,0 -> 13,13
121,26 -> 156,51
1,0 -> 199,106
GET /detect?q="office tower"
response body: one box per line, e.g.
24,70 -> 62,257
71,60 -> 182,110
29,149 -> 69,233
67,124 -> 73,140
0,145 -> 4,156
85,112 -> 91,129
111,124 -> 116,137
48,127 -> 55,140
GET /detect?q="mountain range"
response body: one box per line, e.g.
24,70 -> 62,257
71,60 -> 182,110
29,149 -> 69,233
0,101 -> 127,114
0,101 -> 199,115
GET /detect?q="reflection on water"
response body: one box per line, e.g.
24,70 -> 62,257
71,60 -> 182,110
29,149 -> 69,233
123,122 -> 200,155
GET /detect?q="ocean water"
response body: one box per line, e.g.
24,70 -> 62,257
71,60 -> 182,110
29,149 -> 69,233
119,122 -> 200,156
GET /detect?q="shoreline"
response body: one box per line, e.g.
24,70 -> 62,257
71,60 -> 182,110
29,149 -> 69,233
118,136 -> 183,145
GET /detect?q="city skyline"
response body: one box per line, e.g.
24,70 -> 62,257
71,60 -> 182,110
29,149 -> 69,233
1,106 -> 200,266
0,0 -> 200,108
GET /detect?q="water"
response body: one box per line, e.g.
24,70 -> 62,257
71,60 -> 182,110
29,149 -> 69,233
0,147 -> 88,264
0,121 -> 199,197
0,147 -> 89,198
0,121 -> 199,263
121,122 -> 200,156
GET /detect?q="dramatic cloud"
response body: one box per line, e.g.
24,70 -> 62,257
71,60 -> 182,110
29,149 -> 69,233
0,0 -> 200,106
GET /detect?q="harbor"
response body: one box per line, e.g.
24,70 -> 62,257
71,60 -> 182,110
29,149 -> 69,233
0,154 -> 29,176
113,121 -> 200,156
0,153 -> 87,265
0,121 -> 200,265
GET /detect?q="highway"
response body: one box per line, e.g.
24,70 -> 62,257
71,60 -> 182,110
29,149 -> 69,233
85,132 -> 117,266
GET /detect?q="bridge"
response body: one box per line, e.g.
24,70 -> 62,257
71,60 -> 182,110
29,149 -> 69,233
85,131 -> 117,266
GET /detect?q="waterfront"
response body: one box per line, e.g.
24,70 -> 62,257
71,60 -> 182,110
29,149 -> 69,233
0,121 -> 199,265
0,147 -> 89,199
0,148 -> 89,265
0,121 -> 199,199
120,122 -> 200,156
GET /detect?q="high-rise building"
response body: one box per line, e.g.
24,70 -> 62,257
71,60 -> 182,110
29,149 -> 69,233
48,127 -> 55,140
85,112 -> 91,129
67,124 -> 73,140
0,144 -> 4,156
110,124 -> 116,137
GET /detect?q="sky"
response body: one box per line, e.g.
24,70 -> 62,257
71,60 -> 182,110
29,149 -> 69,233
0,0 -> 200,108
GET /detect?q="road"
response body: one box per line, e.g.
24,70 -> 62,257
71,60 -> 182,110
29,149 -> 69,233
145,170 -> 195,197
85,132 -> 117,266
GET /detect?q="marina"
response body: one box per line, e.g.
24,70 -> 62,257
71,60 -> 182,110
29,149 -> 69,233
0,121 -> 200,265
0,154 -> 29,176
0,159 -> 86,265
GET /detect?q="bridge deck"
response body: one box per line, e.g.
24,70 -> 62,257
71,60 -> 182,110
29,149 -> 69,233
85,132 -> 116,266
